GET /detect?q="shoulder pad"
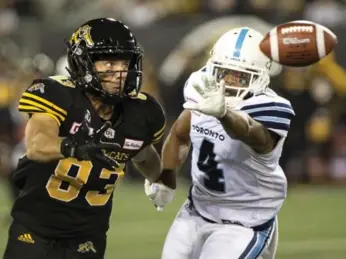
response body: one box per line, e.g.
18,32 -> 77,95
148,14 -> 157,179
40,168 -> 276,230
240,92 -> 295,137
241,91 -> 292,110
48,75 -> 75,88
128,91 -> 148,101
134,91 -> 166,144
19,77 -> 74,125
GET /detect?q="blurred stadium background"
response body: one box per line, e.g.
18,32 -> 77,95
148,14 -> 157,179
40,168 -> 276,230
0,0 -> 346,258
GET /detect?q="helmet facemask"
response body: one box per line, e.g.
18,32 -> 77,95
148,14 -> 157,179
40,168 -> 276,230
92,53 -> 142,96
68,46 -> 143,104
208,59 -> 270,108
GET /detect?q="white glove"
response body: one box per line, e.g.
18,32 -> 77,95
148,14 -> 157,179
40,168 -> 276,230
183,75 -> 227,118
144,179 -> 175,211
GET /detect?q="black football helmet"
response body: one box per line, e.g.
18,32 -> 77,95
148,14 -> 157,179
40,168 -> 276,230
66,18 -> 143,104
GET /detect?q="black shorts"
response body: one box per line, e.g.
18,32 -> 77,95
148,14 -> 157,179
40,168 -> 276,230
3,220 -> 106,259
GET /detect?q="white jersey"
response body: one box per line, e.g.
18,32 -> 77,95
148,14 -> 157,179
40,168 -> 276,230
184,68 -> 295,228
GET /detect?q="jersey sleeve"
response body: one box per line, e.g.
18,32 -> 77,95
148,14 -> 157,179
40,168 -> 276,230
18,78 -> 73,126
240,98 -> 295,137
143,93 -> 166,144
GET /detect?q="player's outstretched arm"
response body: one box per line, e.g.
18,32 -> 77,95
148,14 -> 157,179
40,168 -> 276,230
25,113 -> 64,162
182,76 -> 280,154
220,111 -> 279,154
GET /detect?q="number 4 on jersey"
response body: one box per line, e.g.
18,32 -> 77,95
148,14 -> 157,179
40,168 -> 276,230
197,139 -> 225,192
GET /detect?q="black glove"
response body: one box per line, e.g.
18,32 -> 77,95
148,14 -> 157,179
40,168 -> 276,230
61,120 -> 119,170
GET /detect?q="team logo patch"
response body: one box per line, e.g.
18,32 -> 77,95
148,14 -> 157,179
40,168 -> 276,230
28,83 -> 45,93
69,25 -> 94,48
123,138 -> 144,150
104,128 -> 115,139
77,241 -> 97,254
17,233 -> 35,244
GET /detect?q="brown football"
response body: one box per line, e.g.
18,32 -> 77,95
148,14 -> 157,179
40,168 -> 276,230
260,20 -> 338,67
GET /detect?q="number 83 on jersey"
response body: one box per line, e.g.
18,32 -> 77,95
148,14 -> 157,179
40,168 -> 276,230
46,158 -> 124,206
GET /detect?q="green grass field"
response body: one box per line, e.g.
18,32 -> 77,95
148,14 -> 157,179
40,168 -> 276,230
0,181 -> 345,259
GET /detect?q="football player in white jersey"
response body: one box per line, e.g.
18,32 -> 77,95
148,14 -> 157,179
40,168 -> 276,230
145,27 -> 295,259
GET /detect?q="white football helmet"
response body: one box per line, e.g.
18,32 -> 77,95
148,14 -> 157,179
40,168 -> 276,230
207,27 -> 272,105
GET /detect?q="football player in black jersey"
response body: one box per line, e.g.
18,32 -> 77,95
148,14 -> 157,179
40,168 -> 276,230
3,18 -> 176,259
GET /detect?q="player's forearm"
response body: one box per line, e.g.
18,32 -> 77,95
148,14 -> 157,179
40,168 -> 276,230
220,109 -> 251,139
26,133 -> 64,162
162,132 -> 190,172
159,110 -> 190,189
158,134 -> 189,190
133,147 -> 162,183
220,109 -> 274,153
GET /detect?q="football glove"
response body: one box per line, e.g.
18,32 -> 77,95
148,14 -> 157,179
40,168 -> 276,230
61,120 -> 119,170
183,75 -> 227,118
144,179 -> 175,211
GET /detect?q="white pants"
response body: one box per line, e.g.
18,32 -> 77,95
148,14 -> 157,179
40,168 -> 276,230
162,200 -> 278,259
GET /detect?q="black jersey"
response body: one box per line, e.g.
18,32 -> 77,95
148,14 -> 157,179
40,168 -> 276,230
12,75 -> 165,239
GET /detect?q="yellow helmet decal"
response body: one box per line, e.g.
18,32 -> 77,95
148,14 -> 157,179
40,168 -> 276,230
69,25 -> 94,48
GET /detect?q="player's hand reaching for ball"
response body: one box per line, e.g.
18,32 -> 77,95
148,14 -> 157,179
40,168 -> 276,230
183,75 -> 227,118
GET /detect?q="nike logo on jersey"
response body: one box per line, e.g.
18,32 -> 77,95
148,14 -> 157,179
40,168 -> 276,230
192,125 -> 225,141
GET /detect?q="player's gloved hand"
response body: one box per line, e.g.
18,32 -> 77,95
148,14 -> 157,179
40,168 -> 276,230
183,75 -> 227,118
61,120 -> 119,170
144,179 -> 175,212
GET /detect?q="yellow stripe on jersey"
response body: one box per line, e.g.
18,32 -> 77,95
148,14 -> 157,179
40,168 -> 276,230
41,113 -> 61,126
18,105 -> 61,125
19,99 -> 65,122
18,105 -> 44,112
22,92 -> 67,116
152,130 -> 165,144
152,139 -> 163,144
153,123 -> 165,138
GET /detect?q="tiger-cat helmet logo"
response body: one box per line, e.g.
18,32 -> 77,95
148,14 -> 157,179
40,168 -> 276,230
69,25 -> 94,48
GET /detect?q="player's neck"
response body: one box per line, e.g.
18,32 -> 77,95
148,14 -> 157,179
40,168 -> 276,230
86,93 -> 114,121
